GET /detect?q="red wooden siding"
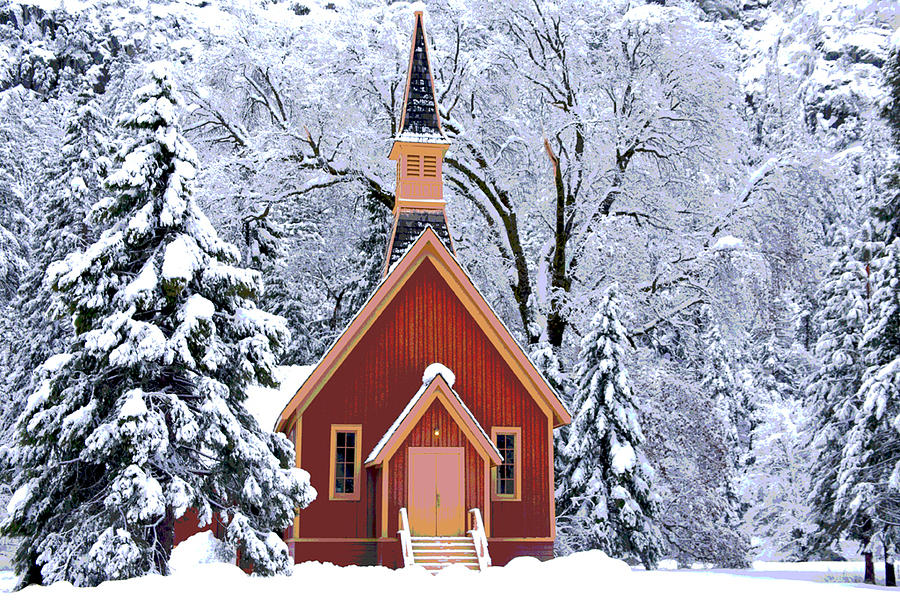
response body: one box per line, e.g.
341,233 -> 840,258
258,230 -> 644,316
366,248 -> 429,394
173,508 -> 211,544
291,541 -> 377,567
297,258 -> 551,541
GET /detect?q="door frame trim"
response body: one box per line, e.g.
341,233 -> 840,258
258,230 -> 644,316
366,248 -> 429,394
407,446 -> 465,536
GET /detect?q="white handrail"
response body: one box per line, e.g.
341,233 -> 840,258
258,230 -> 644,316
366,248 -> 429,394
467,507 -> 491,570
398,507 -> 415,567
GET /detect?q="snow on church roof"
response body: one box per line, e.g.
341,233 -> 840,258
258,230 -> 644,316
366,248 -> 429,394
245,365 -> 314,431
399,11 -> 443,138
387,209 -> 453,269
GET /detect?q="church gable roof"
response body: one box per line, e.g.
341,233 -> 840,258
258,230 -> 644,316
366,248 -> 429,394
275,227 -> 570,431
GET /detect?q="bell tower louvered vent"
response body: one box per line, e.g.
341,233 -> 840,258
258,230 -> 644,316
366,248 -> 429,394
407,155 -> 420,177
423,156 -> 437,177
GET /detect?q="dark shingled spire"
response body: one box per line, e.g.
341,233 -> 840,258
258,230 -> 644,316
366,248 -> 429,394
387,210 -> 453,269
400,13 -> 442,136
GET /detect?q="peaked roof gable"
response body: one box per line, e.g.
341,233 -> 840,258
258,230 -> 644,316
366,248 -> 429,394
275,227 -> 571,431
365,373 -> 502,467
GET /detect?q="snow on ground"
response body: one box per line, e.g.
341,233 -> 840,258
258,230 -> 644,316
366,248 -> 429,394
0,571 -> 16,595
1,543 -> 895,610
735,560 -> 890,584
244,364 -> 313,431
712,235 -> 744,251
168,532 -> 235,572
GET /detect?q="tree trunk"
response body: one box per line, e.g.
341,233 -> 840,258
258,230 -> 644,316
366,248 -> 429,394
22,554 -> 44,588
154,506 -> 176,576
864,550 -> 876,585
886,558 -> 896,587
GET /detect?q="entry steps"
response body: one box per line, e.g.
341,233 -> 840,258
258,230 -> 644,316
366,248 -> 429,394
410,536 -> 481,572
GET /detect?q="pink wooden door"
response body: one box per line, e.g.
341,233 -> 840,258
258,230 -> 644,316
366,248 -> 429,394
409,450 -> 437,536
408,448 -> 465,536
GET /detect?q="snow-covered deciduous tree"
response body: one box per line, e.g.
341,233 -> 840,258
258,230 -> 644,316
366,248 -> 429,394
341,193 -> 392,332
556,284 -> 662,567
636,357 -> 752,568
0,64 -> 315,587
742,393 -> 812,561
739,332 -> 815,560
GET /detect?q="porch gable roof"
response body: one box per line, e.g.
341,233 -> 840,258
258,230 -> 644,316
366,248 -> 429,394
365,373 -> 502,467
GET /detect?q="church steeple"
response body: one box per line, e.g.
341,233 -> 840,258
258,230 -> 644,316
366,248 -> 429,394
384,11 -> 453,275
398,11 -> 443,137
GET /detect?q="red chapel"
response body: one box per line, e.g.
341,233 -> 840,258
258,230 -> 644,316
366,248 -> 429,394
274,11 -> 570,571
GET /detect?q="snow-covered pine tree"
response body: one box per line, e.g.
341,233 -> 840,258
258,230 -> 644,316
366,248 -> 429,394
835,221 -> 900,584
877,39 -> 900,588
804,228 -> 868,557
6,84 -> 112,433
529,339 -> 574,499
0,63 -> 315,587
700,319 -> 750,566
835,43 -> 900,584
555,284 -> 663,568
529,341 -> 571,400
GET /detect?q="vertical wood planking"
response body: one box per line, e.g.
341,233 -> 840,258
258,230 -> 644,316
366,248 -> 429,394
300,260 -> 551,541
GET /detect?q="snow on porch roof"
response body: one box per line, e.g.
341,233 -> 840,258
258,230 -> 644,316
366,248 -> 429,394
365,368 -> 502,467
